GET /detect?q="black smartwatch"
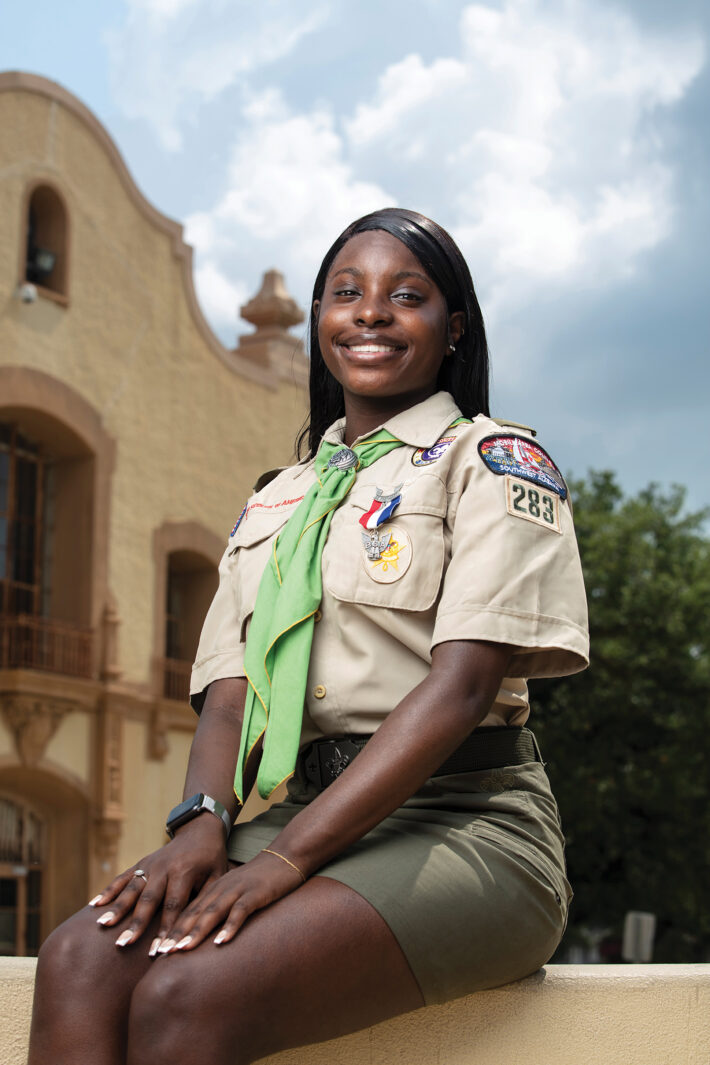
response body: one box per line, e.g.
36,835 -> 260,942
165,793 -> 232,839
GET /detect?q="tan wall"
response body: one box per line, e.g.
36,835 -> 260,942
0,73 -> 308,919
2,960 -> 709,1065
0,75 -> 307,686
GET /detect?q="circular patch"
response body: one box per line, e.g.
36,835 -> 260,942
478,434 -> 567,499
361,524 -> 412,583
327,447 -> 358,471
411,435 -> 456,467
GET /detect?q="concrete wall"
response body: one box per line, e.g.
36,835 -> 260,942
2,960 -> 708,1064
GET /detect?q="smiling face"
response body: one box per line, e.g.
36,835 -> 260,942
314,230 -> 463,431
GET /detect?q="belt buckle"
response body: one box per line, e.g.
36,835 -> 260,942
303,739 -> 362,790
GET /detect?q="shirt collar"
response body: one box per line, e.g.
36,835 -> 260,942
321,391 -> 462,450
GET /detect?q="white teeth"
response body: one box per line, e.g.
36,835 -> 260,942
345,344 -> 400,353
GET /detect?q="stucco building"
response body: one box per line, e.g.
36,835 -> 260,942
0,71 -> 308,955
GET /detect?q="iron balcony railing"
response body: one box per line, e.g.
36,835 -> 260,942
159,656 -> 192,703
0,614 -> 93,679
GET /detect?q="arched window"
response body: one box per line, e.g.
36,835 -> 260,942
0,796 -> 45,956
24,184 -> 69,301
0,419 -> 93,677
0,423 -> 45,617
163,550 -> 218,701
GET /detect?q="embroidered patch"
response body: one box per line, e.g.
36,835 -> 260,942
411,435 -> 456,467
229,504 -> 247,538
361,524 -> 412,583
478,434 -> 567,499
505,477 -> 561,533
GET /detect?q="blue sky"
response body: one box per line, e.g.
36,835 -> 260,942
2,0 -> 708,508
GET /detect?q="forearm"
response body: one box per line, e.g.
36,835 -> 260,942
181,677 -> 251,824
269,640 -> 512,877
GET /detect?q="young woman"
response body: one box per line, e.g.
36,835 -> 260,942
29,209 -> 588,1065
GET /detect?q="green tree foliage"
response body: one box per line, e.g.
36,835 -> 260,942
530,471 -> 710,961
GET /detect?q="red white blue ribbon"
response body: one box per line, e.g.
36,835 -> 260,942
359,485 -> 403,530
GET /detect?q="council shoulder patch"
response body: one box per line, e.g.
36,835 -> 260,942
478,434 -> 568,499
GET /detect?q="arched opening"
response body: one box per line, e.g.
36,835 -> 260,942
0,795 -> 46,956
163,550 -> 218,701
23,184 -> 69,301
0,412 -> 94,677
0,767 -> 90,950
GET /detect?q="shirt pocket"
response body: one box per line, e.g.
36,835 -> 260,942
323,473 -> 447,611
228,507 -> 293,640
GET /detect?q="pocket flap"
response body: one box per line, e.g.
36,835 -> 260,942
347,472 -> 447,518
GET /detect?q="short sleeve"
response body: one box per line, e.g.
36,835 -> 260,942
431,432 -> 589,678
189,542 -> 246,711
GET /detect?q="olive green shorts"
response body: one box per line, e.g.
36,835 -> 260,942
226,761 -> 572,1005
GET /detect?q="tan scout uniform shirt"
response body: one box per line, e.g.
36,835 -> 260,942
190,391 -> 589,741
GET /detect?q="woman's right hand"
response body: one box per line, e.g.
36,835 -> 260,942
88,814 -> 229,952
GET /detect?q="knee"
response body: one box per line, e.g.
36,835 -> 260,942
130,962 -> 208,1042
36,909 -> 106,988
129,960 -> 255,1064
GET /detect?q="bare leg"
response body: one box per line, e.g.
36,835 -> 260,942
29,905 -> 160,1065
127,876 -> 424,1065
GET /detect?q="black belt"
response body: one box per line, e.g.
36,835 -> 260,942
299,726 -> 541,792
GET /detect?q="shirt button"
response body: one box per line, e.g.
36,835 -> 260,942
313,684 -> 326,699
314,609 -> 322,623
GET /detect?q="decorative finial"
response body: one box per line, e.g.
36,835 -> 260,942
240,269 -> 304,333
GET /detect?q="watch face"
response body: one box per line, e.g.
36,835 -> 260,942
167,793 -> 205,827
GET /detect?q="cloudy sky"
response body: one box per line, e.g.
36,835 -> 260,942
3,0 -> 708,508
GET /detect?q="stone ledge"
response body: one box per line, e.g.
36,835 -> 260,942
2,957 -> 708,1065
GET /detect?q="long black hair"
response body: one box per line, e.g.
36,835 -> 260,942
296,207 -> 490,459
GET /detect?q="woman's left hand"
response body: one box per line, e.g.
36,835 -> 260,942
155,850 -> 305,953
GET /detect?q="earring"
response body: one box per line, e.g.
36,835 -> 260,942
448,341 -> 456,353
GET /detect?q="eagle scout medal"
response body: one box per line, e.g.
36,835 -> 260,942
411,435 -> 456,467
327,447 -> 358,471
361,528 -> 392,562
478,434 -> 568,499
359,484 -> 403,531
361,524 -> 412,582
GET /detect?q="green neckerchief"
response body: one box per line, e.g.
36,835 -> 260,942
236,430 -> 405,800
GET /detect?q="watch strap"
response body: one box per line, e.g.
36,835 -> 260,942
166,793 -> 232,838
201,795 -> 232,836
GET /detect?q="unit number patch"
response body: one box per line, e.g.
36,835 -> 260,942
505,477 -> 561,533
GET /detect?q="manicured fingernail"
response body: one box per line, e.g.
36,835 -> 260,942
214,930 -> 228,945
158,939 -> 176,954
97,912 -> 115,925
149,937 -> 161,957
175,936 -> 192,950
88,895 -> 104,907
115,930 -> 134,947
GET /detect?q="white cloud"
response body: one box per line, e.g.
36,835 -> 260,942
346,54 -> 468,146
219,92 -> 391,252
341,0 -> 705,321
190,259 -> 248,333
184,89 -> 394,337
116,0 -> 704,346
128,0 -> 199,22
106,0 -> 330,150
